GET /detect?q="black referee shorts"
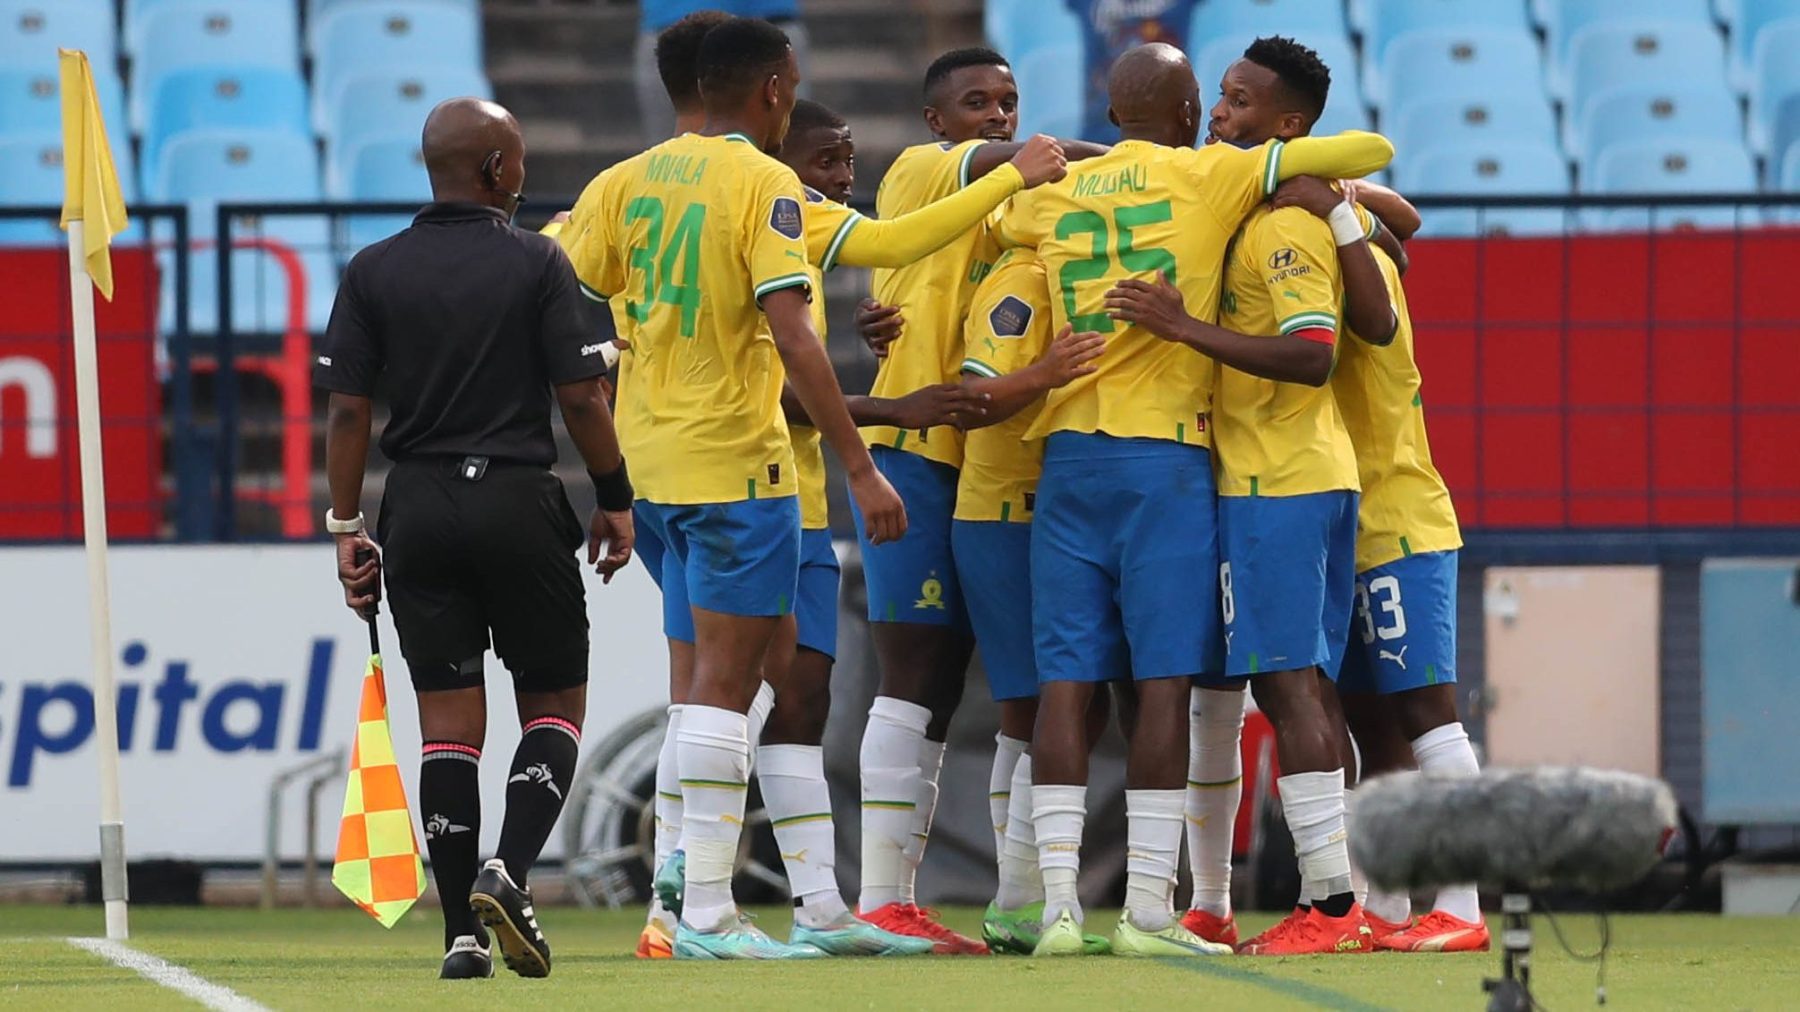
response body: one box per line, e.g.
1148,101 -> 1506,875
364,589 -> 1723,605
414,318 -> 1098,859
377,458 -> 588,693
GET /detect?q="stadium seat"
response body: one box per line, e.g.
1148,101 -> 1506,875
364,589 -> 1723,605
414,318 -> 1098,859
1727,0 -> 1800,91
0,0 -> 116,72
1574,84 -> 1742,172
129,0 -> 301,134
330,137 -> 428,250
990,0 -> 1080,64
1014,44 -> 1083,141
0,66 -> 127,135
318,66 -> 492,149
1387,95 -> 1559,167
1348,0 -> 1373,34
1747,18 -> 1800,155
143,68 -> 311,182
1768,140 -> 1800,222
1191,31 -> 1362,115
1763,94 -> 1800,187
1561,20 -> 1729,109
1541,0 -> 1714,96
1584,138 -> 1757,232
1360,0 -> 1531,102
1373,28 -> 1542,114
0,132 -> 139,245
310,2 -> 484,129
1395,139 -> 1572,237
1188,0 -> 1347,44
123,0 -> 291,53
146,129 -> 333,333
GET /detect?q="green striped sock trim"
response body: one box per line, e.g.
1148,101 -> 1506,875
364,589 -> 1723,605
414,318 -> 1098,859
770,812 -> 834,828
679,778 -> 748,790
1186,776 -> 1244,789
863,800 -> 917,811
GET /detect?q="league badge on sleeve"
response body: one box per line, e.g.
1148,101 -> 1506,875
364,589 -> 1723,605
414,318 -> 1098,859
989,295 -> 1033,339
770,196 -> 803,239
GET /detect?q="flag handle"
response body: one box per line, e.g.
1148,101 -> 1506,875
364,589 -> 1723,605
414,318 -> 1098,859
356,546 -> 380,654
69,218 -> 129,941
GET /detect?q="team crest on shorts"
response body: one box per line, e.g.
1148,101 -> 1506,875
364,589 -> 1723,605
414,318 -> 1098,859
770,196 -> 803,239
989,295 -> 1033,338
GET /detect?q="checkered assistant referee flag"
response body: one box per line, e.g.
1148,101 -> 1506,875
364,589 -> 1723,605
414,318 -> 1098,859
331,614 -> 427,927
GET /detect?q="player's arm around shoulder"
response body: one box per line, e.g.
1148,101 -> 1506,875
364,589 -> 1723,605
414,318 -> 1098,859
960,254 -> 1102,427
1270,176 -> 1399,346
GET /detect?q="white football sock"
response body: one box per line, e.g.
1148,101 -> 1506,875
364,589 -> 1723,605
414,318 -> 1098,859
858,696 -> 929,912
745,682 -> 776,758
899,737 -> 947,905
1348,787 -> 1412,923
1414,722 -> 1482,922
1185,687 -> 1245,917
988,734 -> 1029,859
756,743 -> 849,928
1124,789 -> 1184,932
1279,769 -> 1352,903
996,753 -> 1044,910
1033,783 -> 1087,926
654,704 -> 684,873
675,705 -> 750,931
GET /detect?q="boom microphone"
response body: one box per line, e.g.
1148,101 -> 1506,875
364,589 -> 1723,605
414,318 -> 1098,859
1350,766 -> 1677,894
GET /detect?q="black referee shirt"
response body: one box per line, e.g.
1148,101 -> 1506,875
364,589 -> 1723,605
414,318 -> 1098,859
312,202 -> 609,465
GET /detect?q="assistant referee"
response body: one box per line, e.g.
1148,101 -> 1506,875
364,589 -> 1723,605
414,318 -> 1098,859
315,97 -> 632,981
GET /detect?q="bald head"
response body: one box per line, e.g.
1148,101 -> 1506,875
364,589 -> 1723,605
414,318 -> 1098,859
1106,43 -> 1201,148
421,97 -> 525,210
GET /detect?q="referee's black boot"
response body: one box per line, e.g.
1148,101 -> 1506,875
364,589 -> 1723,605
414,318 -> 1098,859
470,859 -> 552,978
439,934 -> 494,980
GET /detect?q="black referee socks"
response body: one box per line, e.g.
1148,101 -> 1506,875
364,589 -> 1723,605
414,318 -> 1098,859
421,741 -> 485,949
496,716 -> 582,886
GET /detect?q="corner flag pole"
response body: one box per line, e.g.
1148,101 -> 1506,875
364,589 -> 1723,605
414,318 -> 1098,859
59,47 -> 131,941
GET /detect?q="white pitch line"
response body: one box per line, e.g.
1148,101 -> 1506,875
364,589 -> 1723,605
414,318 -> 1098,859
66,937 -> 272,1012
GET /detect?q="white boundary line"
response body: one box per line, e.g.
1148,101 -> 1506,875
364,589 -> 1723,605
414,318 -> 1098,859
66,937 -> 272,1012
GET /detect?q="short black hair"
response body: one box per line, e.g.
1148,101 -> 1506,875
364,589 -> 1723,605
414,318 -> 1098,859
787,99 -> 847,138
697,17 -> 792,108
924,46 -> 1010,103
655,10 -> 733,111
1243,35 -> 1330,123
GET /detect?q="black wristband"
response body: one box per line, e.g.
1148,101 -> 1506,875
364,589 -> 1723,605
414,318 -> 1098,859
590,460 -> 633,512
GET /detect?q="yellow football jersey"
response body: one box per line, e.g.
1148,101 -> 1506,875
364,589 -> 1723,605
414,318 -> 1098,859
955,249 -> 1054,523
1333,246 -> 1463,572
862,139 -> 1003,467
1213,204 -> 1360,497
559,132 -> 810,505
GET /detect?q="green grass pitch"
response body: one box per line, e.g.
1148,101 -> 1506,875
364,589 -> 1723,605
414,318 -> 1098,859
8,904 -> 1799,1010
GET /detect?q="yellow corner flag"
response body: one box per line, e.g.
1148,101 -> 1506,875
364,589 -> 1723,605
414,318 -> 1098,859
57,49 -> 128,301
331,652 -> 427,927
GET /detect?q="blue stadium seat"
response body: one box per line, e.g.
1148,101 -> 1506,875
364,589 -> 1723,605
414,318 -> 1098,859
0,0 -> 115,73
1747,18 -> 1800,155
1191,31 -> 1362,117
1561,20 -> 1729,109
310,2 -> 483,130
0,66 -> 127,135
319,66 -> 492,150
1387,95 -> 1559,166
129,1 -> 301,134
1396,140 -> 1571,237
1014,44 -> 1083,141
1189,0 -> 1347,44
146,130 -> 333,332
1763,93 -> 1800,187
124,0 -> 290,53
1541,0 -> 1714,97
1348,0 -> 1373,34
330,137 -> 428,250
1584,138 -> 1757,232
1574,84 -> 1742,172
1361,0 -> 1531,102
1373,28 -> 1542,114
1727,0 -> 1800,91
990,0 -> 1080,64
0,132 -> 140,245
144,68 -> 311,183
306,0 -> 479,51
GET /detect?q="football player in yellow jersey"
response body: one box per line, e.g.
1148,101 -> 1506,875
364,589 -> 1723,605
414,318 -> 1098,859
559,18 -> 905,960
991,42 -> 1392,958
849,47 -> 1108,954
1281,180 -> 1488,958
949,250 -> 1109,956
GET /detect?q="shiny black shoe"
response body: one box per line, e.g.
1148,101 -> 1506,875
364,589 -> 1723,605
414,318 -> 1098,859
469,859 -> 551,978
439,935 -> 493,979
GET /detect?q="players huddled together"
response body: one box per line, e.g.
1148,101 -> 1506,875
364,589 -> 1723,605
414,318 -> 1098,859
526,10 -> 1486,970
